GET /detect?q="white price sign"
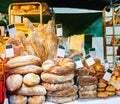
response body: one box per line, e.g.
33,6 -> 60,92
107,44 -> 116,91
7,24 -> 17,37
103,68 -> 113,81
85,54 -> 95,66
89,48 -> 96,57
56,44 -> 65,58
56,24 -> 63,36
73,57 -> 83,69
5,44 -> 14,58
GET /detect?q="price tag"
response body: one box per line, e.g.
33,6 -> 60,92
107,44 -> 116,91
89,48 -> 96,57
15,16 -> 22,23
5,44 -> 14,58
103,68 -> 113,81
0,54 -> 5,60
73,57 -> 83,69
56,44 -> 65,58
85,54 -> 95,66
7,24 -> 17,37
116,56 -> 120,63
104,59 -> 109,70
56,24 -> 63,36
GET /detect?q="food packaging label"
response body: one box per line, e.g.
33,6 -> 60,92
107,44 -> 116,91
103,68 -> 113,81
85,54 -> 95,66
5,44 -> 14,58
56,44 -> 65,58
56,24 -> 63,36
7,24 -> 17,37
89,48 -> 96,57
73,57 -> 83,69
104,59 -> 109,70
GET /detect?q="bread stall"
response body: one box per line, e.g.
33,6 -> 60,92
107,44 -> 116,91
1,1 -> 120,104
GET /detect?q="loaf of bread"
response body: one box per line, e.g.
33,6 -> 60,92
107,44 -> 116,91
47,85 -> 78,97
7,65 -> 43,75
43,79 -> 74,91
79,91 -> 97,98
6,74 -> 23,91
9,95 -> 27,104
28,96 -> 45,104
41,72 -> 74,83
79,76 -> 97,86
5,55 -> 41,68
17,84 -> 46,96
47,94 -> 78,104
23,73 -> 40,86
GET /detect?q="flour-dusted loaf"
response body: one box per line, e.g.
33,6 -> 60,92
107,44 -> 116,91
23,73 -> 40,86
17,84 -> 46,96
47,85 -> 78,97
9,95 -> 27,104
7,65 -> 43,75
47,94 -> 78,103
6,74 -> 23,91
41,72 -> 74,83
43,79 -> 74,91
5,55 -> 41,68
28,96 -> 45,104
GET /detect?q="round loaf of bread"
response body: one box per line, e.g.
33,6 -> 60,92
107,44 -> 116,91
23,73 -> 40,86
79,91 -> 97,98
47,85 -> 78,97
5,55 -> 41,68
42,58 -> 76,75
47,94 -> 78,103
41,72 -> 74,83
9,95 -> 27,104
106,85 -> 116,92
6,74 -> 23,91
28,96 -> 45,104
43,79 -> 74,91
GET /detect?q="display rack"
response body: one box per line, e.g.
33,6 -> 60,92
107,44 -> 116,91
8,2 -> 55,34
103,4 -> 120,67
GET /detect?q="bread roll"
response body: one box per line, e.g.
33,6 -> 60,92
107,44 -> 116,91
6,74 -> 23,91
47,94 -> 78,103
5,55 -> 41,68
41,72 -> 74,83
9,95 -> 27,104
47,85 -> 78,97
17,84 -> 46,96
43,79 -> 74,91
97,92 -> 108,98
23,73 -> 40,86
7,65 -> 43,75
106,85 -> 116,92
28,96 -> 45,104
75,67 -> 89,76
